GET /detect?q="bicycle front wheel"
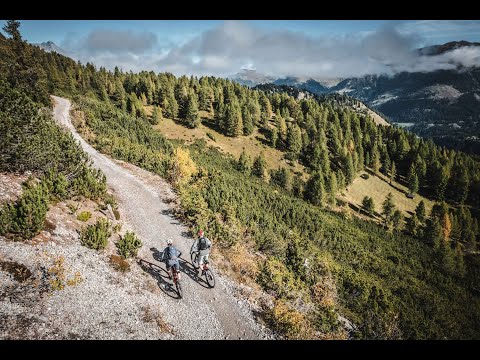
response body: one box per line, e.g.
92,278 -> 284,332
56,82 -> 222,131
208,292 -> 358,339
205,269 -> 215,288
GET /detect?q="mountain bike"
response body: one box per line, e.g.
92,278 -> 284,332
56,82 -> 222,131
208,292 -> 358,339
191,251 -> 215,288
168,266 -> 183,299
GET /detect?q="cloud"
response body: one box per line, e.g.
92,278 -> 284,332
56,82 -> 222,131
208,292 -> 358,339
60,21 -> 480,79
85,29 -> 157,53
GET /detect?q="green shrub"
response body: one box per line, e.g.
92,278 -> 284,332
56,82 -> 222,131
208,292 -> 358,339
76,211 -> 91,222
70,166 -> 107,201
116,231 -> 142,259
257,257 -> 303,299
266,300 -> 312,339
80,218 -> 111,250
43,170 -> 69,202
113,209 -> 121,220
0,180 -> 49,240
102,193 -> 118,210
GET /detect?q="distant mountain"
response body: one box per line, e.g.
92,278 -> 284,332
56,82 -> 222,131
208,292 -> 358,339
230,70 -> 342,92
250,41 -> 480,154
255,83 -> 390,127
229,69 -> 275,87
418,40 -> 480,56
34,41 -> 67,55
329,61 -> 480,153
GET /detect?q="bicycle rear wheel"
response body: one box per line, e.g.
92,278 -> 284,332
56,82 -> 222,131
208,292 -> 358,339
191,252 -> 199,269
176,278 -> 183,299
204,269 -> 215,288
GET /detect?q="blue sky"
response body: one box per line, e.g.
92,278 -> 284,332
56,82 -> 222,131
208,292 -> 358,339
2,20 -> 479,78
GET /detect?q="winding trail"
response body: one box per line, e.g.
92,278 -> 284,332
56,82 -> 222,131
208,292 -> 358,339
52,96 -> 265,340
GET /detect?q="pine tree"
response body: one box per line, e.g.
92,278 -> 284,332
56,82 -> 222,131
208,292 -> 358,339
442,213 -> 452,241
392,210 -> 402,229
371,146 -> 381,174
362,196 -> 375,215
425,217 -> 443,248
252,152 -> 267,180
270,127 -> 279,148
292,175 -> 304,198
242,109 -> 254,136
270,167 -> 291,191
343,155 -> 356,185
383,152 -> 391,175
237,149 -> 251,174
406,213 -> 420,237
415,200 -> 426,224
304,171 -> 325,207
286,124 -> 303,159
223,101 -> 243,137
184,92 -> 201,128
150,106 -> 163,125
382,192 -> 395,226
2,20 -> 22,42
389,161 -> 396,185
407,164 -> 419,195
278,116 -> 287,142
325,172 -> 337,206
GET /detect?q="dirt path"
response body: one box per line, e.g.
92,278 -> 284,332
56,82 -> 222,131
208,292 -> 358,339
52,96 -> 266,340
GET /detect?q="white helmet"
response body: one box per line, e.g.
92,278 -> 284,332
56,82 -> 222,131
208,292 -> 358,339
166,239 -> 173,245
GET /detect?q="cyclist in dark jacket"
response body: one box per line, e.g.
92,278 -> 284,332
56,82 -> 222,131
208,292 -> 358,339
163,239 -> 182,279
190,230 -> 212,272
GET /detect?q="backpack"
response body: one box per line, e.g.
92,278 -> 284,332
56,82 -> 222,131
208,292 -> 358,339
167,246 -> 177,260
198,237 -> 208,251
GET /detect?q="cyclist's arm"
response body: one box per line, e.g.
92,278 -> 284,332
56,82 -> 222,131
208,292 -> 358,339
191,240 -> 198,253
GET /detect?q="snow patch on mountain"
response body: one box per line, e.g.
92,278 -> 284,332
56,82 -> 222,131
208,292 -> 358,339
371,93 -> 398,106
424,85 -> 463,102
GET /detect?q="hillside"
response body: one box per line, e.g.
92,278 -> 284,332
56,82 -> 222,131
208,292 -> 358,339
231,41 -> 480,154
1,21 -> 480,339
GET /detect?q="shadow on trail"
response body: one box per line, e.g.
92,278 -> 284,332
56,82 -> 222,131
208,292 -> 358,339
179,257 -> 212,289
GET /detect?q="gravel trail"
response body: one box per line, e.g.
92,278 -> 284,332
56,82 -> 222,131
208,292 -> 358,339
51,96 -> 267,340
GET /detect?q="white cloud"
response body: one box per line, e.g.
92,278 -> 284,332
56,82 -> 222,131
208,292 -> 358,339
60,21 -> 480,78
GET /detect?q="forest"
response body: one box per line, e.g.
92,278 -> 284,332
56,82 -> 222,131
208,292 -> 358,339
1,21 -> 480,339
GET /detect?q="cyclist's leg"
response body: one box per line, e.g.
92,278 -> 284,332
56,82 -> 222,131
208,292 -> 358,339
199,254 -> 206,271
196,253 -> 203,268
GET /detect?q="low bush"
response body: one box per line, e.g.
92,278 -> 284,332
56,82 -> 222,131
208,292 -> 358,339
76,211 -> 91,222
116,231 -> 142,259
0,180 -> 49,240
80,218 -> 111,250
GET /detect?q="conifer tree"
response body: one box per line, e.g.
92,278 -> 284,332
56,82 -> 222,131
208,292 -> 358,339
184,92 -> 201,128
252,152 -> 267,180
304,171 -> 325,207
237,149 -> 251,174
415,200 -> 426,224
382,192 -> 395,226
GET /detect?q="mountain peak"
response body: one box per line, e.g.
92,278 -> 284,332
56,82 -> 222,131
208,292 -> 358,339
418,40 -> 480,56
34,41 -> 66,55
